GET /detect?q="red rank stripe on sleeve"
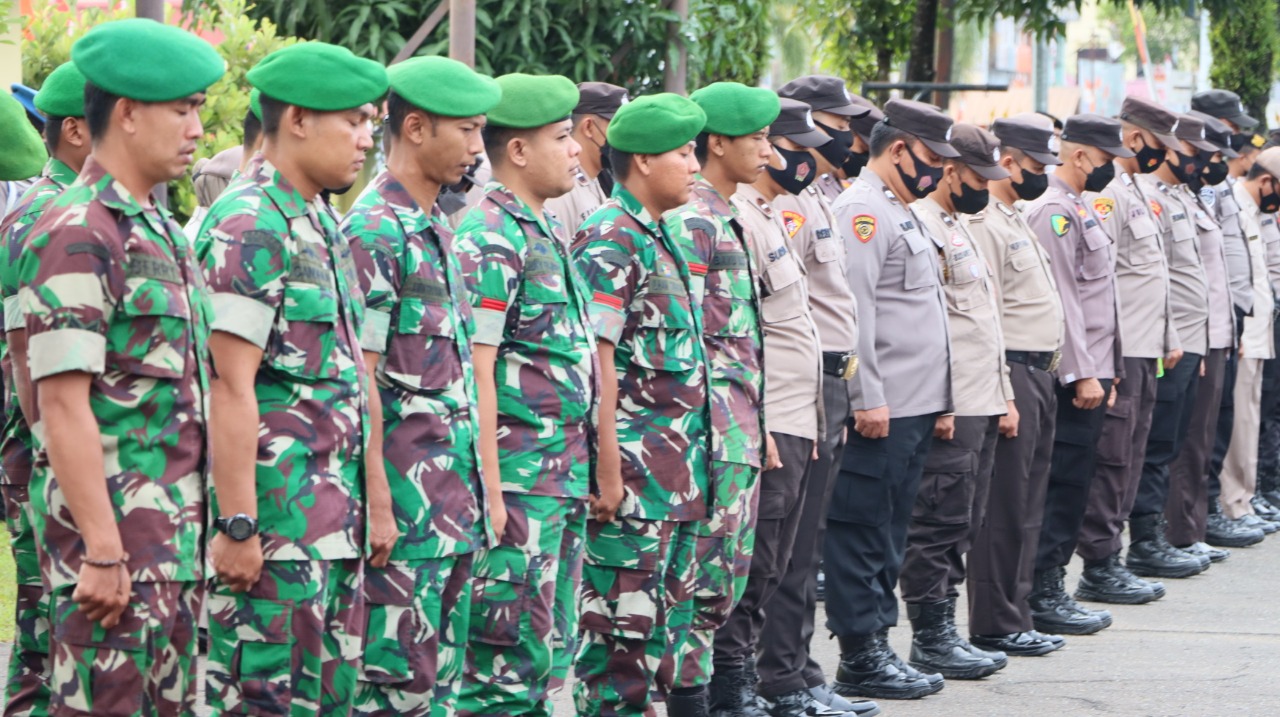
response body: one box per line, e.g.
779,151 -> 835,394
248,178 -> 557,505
479,297 -> 508,312
593,291 -> 625,310
688,262 -> 708,276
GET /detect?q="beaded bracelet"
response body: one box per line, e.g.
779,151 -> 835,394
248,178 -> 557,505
83,553 -> 129,569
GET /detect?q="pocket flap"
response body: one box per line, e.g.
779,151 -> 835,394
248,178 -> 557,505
54,600 -> 144,651
282,282 -> 338,323
206,591 -> 293,644
470,545 -> 529,585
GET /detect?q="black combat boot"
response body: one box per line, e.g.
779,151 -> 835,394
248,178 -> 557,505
1030,566 -> 1109,635
943,598 -> 1007,670
1074,552 -> 1159,604
1125,513 -> 1204,578
831,634 -> 938,700
1206,507 -> 1266,547
710,665 -> 769,717
874,628 -> 943,691
906,600 -> 1000,679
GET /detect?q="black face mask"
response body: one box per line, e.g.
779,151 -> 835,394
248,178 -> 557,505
1012,167 -> 1049,201
1202,160 -> 1229,187
1135,138 -> 1165,173
1172,151 -> 1200,185
768,145 -> 818,194
1261,180 -> 1280,213
896,143 -> 945,198
814,137 -> 851,171
816,121 -> 853,149
842,149 -> 869,178
951,180 -> 989,214
1083,158 -> 1115,193
597,139 -> 616,197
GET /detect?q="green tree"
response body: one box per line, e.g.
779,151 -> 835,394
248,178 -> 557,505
1097,1 -> 1199,72
1209,0 -> 1276,129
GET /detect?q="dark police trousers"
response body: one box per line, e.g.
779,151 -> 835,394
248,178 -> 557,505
1165,349 -> 1228,545
1034,378 -> 1113,572
1130,352 -> 1202,519
968,363 -> 1056,635
825,413 -> 937,637
1077,357 -> 1158,562
1205,348 -> 1239,521
900,415 -> 999,604
757,376 -> 847,698
1256,320 -> 1280,496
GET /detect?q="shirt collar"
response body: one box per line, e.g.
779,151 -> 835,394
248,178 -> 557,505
371,170 -> 446,238
252,158 -> 314,219
484,180 -> 556,236
44,158 -> 78,188
611,183 -> 664,236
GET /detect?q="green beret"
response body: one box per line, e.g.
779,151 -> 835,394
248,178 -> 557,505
249,42 -> 389,111
486,74 -> 578,129
71,19 -> 225,103
690,82 -> 781,138
607,93 -> 707,154
388,56 -> 501,118
35,62 -> 87,118
249,88 -> 262,121
0,92 -> 48,181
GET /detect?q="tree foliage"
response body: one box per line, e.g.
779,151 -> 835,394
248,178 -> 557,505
1209,0 -> 1276,129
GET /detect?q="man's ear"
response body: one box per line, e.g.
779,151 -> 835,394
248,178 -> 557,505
507,135 -> 529,169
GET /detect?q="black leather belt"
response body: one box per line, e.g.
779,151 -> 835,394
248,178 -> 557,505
822,351 -> 859,379
1006,350 -> 1060,372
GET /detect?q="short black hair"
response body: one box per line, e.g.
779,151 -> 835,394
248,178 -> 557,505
243,108 -> 262,150
84,82 -> 121,141
385,91 -> 441,139
44,115 -> 66,154
482,124 -> 527,167
258,94 -> 288,137
1248,161 -> 1273,180
694,131 -> 711,164
609,146 -> 634,182
869,120 -> 912,158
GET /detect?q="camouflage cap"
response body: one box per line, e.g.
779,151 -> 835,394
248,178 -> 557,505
0,92 -> 48,180
487,73 -> 578,128
72,19 -> 225,103
606,93 -> 706,154
388,55 -> 501,118
690,82 -> 781,138
34,62 -> 87,118
249,42 -> 388,111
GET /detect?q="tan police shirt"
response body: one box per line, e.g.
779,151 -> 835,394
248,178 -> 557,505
546,172 -> 608,237
1234,180 -> 1276,359
1186,186 -> 1236,350
772,185 -> 858,354
1136,174 -> 1210,356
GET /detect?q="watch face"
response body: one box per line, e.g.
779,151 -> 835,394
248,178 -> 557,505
227,517 -> 255,541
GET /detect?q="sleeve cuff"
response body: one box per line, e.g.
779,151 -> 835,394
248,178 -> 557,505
28,329 -> 105,381
471,307 -> 508,346
3,295 -> 22,334
209,292 -> 276,350
360,309 -> 391,353
587,303 -> 625,345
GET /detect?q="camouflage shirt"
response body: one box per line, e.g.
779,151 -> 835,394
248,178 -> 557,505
0,158 -> 78,482
666,178 -> 765,468
573,186 -> 711,522
454,182 -> 599,499
20,156 -> 210,588
342,171 -> 487,559
197,157 -> 368,562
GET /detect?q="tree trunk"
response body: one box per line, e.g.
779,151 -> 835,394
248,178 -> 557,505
907,0 -> 940,86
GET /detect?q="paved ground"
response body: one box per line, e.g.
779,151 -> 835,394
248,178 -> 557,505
5,540 -> 1279,715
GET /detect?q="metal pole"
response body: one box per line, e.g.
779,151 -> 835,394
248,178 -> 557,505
1197,8 -> 1211,92
1034,36 -> 1049,113
136,0 -> 165,21
664,0 -> 689,94
449,0 -> 476,68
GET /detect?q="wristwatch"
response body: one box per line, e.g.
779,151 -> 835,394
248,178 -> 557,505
214,513 -> 259,541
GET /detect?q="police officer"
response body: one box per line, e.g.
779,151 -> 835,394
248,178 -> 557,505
1073,96 -> 1180,605
571,93 -> 710,717
826,99 -> 956,701
198,42 -> 386,716
1124,115 -> 1218,580
340,56 -> 501,717
545,81 -> 628,234
965,114 -> 1066,657
665,82 -> 773,717
451,74 -> 599,717
1024,114 -> 1127,635
777,75 -> 869,204
20,19 -> 221,715
0,61 -> 85,717
901,123 -> 1011,680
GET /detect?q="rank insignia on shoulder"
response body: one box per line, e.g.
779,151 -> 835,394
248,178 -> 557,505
1050,214 -> 1070,236
853,214 -> 877,242
998,203 -> 1016,217
1092,197 -> 1115,221
1121,173 -> 1134,186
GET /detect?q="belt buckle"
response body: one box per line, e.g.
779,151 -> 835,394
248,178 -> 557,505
842,353 -> 859,380
1048,351 -> 1061,373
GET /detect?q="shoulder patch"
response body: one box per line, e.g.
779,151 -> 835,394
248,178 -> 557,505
1149,199 -> 1163,218
1200,185 -> 1217,207
1050,214 -> 1070,236
781,210 -> 806,238
1092,197 -> 1115,221
853,214 -> 877,243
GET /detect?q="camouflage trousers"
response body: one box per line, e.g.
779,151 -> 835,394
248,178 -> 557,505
669,460 -> 760,689
3,454 -> 50,717
206,558 -> 364,717
457,494 -> 586,717
353,553 -> 474,717
47,580 -> 200,716
574,517 -> 698,716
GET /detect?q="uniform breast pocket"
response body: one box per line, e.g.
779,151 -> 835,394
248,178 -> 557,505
630,294 -> 698,373
1169,219 -> 1199,268
384,297 -> 462,392
1079,224 -> 1113,280
1006,248 -> 1051,301
514,272 -> 570,342
949,259 -> 985,310
760,253 -> 804,323
903,229 -> 939,291
1126,215 -> 1162,266
110,275 -> 191,379
270,282 -> 342,382
809,237 -> 848,297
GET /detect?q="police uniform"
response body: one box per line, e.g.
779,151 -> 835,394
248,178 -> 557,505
826,99 -> 955,701
1074,97 -> 1181,604
545,82 -> 628,235
965,116 -> 1066,651
1024,114 -> 1126,634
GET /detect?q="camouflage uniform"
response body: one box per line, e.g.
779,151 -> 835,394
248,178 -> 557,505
0,157 -> 76,716
571,186 -> 711,716
452,182 -> 598,717
664,177 -> 765,689
19,156 -> 210,715
198,157 -> 368,717
341,171 -> 487,717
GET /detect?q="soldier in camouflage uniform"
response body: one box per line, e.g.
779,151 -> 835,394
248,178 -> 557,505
0,61 -> 87,717
340,57 -> 502,717
571,93 -> 711,717
196,43 -> 387,717
452,74 -> 600,717
661,81 -> 774,715
15,20 -> 221,716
